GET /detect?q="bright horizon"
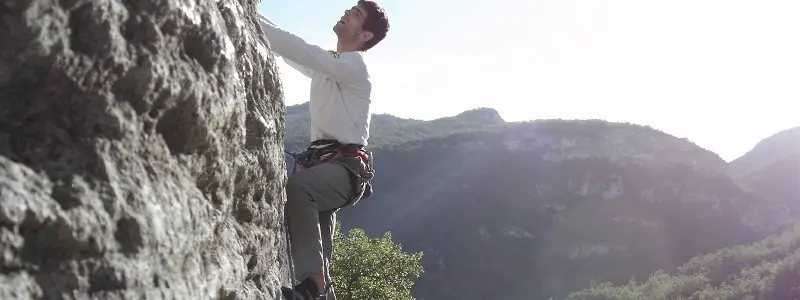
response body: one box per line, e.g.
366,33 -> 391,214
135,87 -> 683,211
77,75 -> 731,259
256,0 -> 799,162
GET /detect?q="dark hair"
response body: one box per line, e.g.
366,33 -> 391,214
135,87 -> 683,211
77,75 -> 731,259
358,0 -> 389,51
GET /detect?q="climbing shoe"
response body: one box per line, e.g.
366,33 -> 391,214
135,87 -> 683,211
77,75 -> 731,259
281,277 -> 326,300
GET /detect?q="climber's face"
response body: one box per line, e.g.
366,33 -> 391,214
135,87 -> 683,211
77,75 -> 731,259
333,3 -> 374,49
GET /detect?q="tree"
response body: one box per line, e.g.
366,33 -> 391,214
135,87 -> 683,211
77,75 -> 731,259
330,223 -> 424,300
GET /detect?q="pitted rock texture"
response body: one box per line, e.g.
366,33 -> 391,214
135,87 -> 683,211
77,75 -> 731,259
0,0 -> 288,299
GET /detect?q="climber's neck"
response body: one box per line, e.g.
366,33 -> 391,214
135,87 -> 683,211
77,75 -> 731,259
336,40 -> 361,53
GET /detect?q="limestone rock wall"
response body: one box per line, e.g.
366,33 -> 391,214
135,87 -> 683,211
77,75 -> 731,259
0,0 -> 288,299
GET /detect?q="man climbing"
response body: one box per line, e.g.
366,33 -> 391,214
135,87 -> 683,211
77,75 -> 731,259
256,1 -> 389,299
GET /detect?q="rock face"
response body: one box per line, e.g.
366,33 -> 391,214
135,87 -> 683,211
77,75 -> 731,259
1,0 -> 287,299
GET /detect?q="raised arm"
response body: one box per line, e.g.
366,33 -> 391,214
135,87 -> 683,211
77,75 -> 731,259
256,12 -> 368,85
256,14 -> 315,78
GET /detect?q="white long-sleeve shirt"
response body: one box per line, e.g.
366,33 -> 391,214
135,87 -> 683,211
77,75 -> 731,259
257,13 -> 373,147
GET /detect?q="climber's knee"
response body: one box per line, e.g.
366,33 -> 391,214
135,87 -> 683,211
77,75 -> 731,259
284,166 -> 328,213
285,172 -> 305,200
285,171 -> 313,215
285,163 -> 352,212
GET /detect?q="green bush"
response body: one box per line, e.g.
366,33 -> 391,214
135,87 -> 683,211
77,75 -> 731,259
330,224 -> 424,300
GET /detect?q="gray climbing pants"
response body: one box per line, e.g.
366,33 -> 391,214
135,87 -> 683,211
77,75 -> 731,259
285,161 -> 353,299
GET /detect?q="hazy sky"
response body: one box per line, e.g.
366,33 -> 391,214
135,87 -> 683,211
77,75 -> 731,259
256,0 -> 799,161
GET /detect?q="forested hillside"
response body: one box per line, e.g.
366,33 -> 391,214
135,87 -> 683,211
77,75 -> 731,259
567,223 -> 800,300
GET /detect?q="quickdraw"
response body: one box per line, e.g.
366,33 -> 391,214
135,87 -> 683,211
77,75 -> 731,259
283,149 -> 298,300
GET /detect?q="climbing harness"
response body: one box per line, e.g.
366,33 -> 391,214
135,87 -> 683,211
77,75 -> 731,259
292,139 -> 375,207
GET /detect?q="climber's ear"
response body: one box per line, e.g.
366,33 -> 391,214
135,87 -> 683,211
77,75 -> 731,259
358,31 -> 374,44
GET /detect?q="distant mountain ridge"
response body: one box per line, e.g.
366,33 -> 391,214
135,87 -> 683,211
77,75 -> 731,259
729,126 -> 800,177
731,126 -> 800,217
284,102 -> 505,152
283,103 -> 800,299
